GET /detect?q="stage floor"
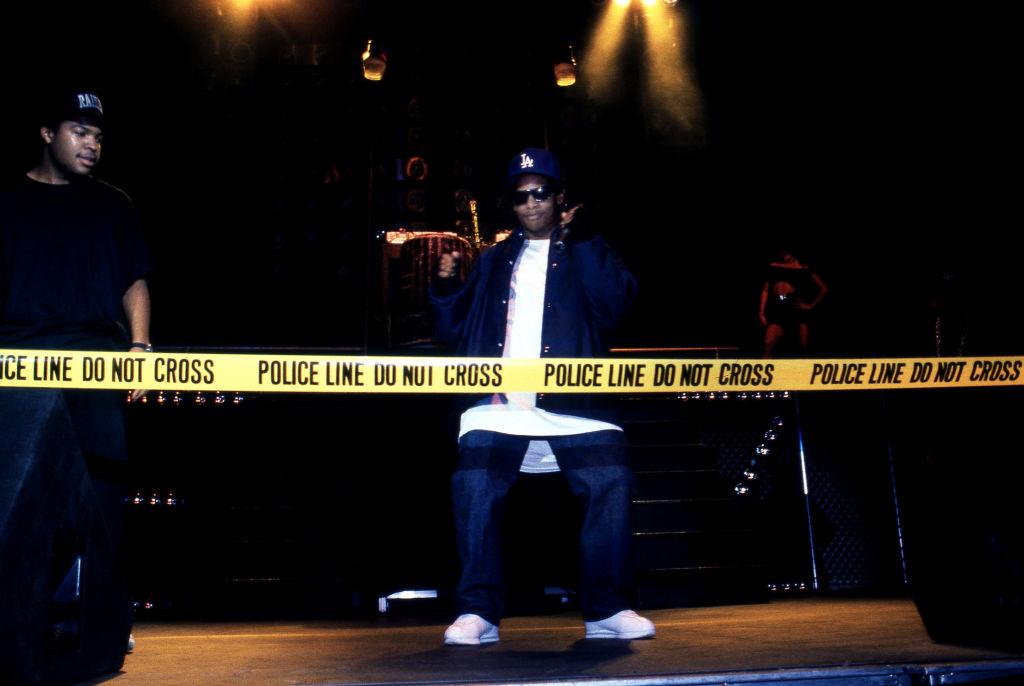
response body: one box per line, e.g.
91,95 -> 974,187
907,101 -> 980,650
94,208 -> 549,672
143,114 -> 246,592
85,598 -> 1024,686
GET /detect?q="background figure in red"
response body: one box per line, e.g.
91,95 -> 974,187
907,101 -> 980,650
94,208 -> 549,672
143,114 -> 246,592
758,250 -> 828,357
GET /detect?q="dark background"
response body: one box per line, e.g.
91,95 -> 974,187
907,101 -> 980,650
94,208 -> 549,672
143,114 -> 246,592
2,0 -> 1016,356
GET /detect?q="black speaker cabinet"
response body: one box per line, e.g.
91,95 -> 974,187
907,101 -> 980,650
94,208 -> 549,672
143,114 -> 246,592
0,389 -> 130,685
894,388 -> 1024,651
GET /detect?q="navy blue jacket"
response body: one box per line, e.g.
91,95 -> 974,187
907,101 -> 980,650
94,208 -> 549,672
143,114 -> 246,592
430,227 -> 637,421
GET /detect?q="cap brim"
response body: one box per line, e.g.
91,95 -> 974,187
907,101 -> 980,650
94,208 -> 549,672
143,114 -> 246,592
69,109 -> 104,125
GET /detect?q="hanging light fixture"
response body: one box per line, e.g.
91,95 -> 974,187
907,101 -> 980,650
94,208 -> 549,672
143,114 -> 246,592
362,39 -> 387,81
553,43 -> 578,87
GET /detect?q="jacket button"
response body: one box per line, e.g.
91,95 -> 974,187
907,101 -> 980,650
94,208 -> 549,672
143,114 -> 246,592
538,393 -> 545,400
551,262 -> 558,269
542,345 -> 551,353
497,342 -> 503,348
545,301 -> 552,309
501,299 -> 507,305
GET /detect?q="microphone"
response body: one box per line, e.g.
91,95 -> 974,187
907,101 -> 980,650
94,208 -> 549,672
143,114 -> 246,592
553,202 -> 581,252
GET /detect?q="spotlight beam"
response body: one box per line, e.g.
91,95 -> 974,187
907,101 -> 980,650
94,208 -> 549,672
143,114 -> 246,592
583,1 -> 631,101
640,2 -> 705,136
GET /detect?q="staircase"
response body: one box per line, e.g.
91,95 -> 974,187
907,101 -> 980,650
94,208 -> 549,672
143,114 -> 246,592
620,395 -> 792,608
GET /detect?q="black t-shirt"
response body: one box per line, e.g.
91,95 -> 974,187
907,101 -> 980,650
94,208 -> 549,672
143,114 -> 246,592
0,175 -> 153,348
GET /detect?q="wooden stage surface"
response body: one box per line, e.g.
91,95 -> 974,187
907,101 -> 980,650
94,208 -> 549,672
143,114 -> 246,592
83,598 -> 1024,686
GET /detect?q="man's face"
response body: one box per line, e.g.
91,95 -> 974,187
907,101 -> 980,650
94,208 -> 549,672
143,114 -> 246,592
42,119 -> 103,177
513,173 -> 563,239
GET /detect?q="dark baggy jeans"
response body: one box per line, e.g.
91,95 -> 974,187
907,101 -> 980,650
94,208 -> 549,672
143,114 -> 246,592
452,429 -> 634,625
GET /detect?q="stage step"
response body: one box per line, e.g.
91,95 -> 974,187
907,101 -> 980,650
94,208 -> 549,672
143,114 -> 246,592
614,396 -> 691,419
632,496 -> 749,531
629,443 -> 717,471
635,564 -> 769,608
632,468 -> 723,500
633,528 -> 762,569
622,417 -> 702,445
617,393 -> 776,610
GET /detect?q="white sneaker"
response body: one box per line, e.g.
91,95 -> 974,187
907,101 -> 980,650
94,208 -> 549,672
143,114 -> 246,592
584,610 -> 656,639
444,614 -> 499,645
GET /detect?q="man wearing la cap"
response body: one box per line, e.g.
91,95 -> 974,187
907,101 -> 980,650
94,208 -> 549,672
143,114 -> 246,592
431,147 -> 654,644
0,87 -> 153,654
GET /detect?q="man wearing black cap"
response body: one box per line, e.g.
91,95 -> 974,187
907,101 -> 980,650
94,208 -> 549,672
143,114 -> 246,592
1,88 -> 152,362
0,88 -> 152,653
431,147 -> 654,645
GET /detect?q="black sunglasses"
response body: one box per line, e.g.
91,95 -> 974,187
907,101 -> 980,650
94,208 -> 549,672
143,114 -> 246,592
511,186 -> 557,206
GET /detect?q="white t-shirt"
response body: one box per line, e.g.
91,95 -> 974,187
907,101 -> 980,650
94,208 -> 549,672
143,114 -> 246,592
459,238 -> 621,473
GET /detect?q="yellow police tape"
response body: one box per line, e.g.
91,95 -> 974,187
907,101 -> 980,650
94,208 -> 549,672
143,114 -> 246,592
1,349 -> 1022,393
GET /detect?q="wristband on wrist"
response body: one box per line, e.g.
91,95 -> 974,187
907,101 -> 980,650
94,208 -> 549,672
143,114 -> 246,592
131,342 -> 154,352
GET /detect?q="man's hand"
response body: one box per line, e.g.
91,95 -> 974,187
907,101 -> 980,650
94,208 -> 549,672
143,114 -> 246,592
439,251 -> 461,279
560,203 -> 583,226
128,343 -> 151,402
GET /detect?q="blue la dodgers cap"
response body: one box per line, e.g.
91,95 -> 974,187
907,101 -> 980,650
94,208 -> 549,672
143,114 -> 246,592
506,147 -> 563,184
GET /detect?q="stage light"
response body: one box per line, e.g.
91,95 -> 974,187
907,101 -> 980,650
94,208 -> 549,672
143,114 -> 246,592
124,391 -> 139,404
362,39 -> 387,81
387,590 -> 437,600
553,44 -> 578,87
639,0 -> 704,137
585,0 -> 703,139
584,0 -> 631,101
213,0 -> 256,28
378,589 -> 438,613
